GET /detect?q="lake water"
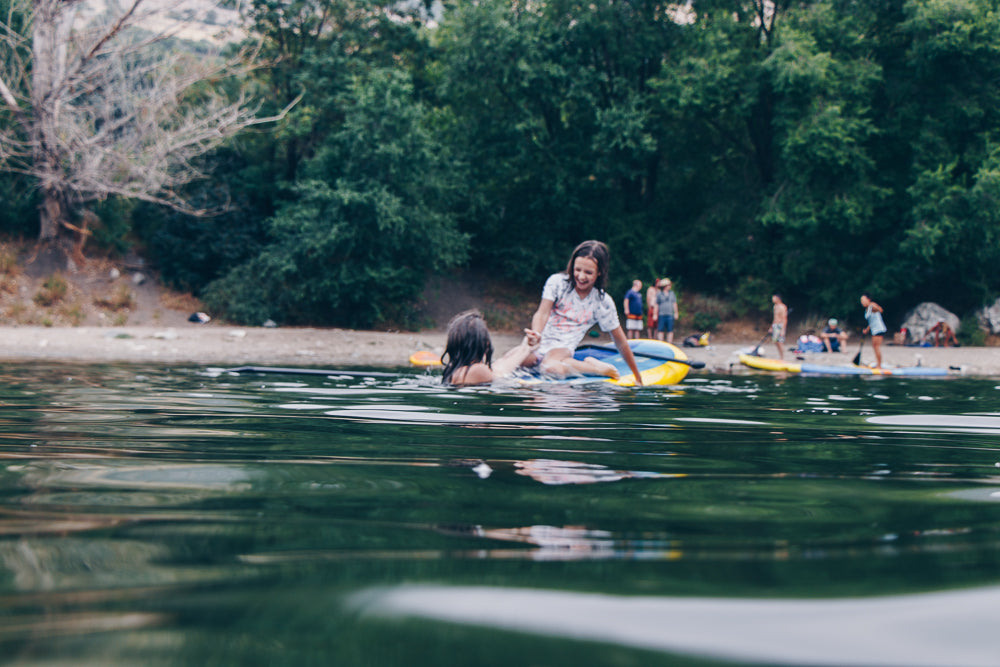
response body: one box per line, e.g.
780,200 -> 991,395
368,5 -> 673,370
2,363 -> 1000,666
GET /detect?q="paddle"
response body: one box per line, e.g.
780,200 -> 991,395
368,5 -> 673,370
851,336 -> 865,367
576,344 -> 706,369
751,330 -> 772,357
225,365 -> 398,378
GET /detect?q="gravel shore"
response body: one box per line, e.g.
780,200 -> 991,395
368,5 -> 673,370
1,325 -> 998,376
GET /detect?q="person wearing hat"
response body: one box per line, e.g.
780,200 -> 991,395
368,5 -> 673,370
655,278 -> 679,343
820,317 -> 848,353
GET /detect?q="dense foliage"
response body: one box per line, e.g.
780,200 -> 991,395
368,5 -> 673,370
5,0 -> 1000,329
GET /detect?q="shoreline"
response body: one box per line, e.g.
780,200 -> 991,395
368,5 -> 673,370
0,325 -> 998,376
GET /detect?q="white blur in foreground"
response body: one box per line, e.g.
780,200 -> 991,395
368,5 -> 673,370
350,584 -> 1000,666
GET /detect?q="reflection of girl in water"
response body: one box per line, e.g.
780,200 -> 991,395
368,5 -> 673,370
514,459 -> 675,485
441,310 -> 539,386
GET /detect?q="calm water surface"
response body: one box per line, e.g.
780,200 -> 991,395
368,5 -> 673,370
2,363 -> 1000,665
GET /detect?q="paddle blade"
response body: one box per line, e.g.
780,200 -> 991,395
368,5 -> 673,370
851,340 -> 864,366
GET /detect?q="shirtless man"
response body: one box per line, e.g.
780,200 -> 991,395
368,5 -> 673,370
771,294 -> 788,360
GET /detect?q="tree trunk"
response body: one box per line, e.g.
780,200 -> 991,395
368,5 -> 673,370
31,0 -> 74,242
39,187 -> 64,241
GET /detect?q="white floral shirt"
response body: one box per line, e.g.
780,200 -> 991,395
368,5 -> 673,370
538,273 -> 621,355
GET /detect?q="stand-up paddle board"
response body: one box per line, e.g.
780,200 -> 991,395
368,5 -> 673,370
410,339 -> 699,386
738,354 -> 951,376
408,350 -> 442,367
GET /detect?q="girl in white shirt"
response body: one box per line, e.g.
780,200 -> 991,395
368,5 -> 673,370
522,240 -> 643,384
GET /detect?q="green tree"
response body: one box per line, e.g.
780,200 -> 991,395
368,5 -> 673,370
138,0 -> 438,300
435,0 -> 685,287
880,0 -> 1000,311
202,70 -> 468,327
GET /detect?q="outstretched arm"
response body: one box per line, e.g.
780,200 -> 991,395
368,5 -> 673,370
531,299 -> 554,334
611,327 -> 643,386
491,330 -> 541,378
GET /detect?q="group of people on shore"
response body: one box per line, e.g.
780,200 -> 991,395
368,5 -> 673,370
623,278 -> 679,342
769,293 -> 887,367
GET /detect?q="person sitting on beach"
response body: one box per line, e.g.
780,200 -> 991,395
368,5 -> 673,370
441,310 -> 540,386
794,332 -> 825,354
928,321 -> 959,347
820,318 -> 848,352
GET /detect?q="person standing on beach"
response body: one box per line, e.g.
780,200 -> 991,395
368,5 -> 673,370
860,293 -> 887,368
645,280 -> 659,339
771,294 -> 788,360
656,278 -> 679,343
623,279 -> 644,340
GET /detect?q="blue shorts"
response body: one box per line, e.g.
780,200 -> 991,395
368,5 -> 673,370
657,314 -> 674,333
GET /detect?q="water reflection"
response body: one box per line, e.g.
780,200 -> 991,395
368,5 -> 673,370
324,405 -> 590,424
433,524 -> 683,561
2,365 -> 1000,665
514,458 -> 681,485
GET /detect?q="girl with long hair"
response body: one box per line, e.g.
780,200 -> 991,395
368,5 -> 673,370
441,310 -> 539,385
523,240 -> 643,384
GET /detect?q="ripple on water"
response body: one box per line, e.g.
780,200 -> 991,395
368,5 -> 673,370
323,406 -> 590,424
867,414 -> 1000,433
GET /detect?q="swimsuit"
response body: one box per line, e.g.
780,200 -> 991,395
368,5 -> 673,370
865,305 -> 887,336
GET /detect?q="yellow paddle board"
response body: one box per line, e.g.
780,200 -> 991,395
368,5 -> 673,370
409,350 -> 442,367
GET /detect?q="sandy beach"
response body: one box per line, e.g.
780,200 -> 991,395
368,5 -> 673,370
1,324 -> 998,375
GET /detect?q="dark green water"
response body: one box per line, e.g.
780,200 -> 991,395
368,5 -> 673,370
2,363 -> 1000,666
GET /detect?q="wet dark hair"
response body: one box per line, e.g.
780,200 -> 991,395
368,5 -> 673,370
441,310 -> 494,385
563,240 -> 610,295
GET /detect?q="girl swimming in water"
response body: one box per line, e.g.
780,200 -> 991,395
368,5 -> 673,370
441,310 -> 540,386
522,240 -> 643,385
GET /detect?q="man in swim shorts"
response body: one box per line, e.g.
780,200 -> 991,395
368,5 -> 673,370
771,294 -> 787,360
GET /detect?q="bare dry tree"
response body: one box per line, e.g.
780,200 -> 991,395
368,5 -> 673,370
0,0 -> 292,250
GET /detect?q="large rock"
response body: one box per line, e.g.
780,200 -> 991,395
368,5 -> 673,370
976,298 -> 1000,335
900,302 -> 960,344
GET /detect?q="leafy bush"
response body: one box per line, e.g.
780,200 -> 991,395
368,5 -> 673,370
203,70 -> 468,328
87,198 -> 135,255
692,312 -> 721,332
34,274 -> 68,306
730,277 -> 773,318
958,314 -> 987,347
0,172 -> 38,237
94,284 -> 134,312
